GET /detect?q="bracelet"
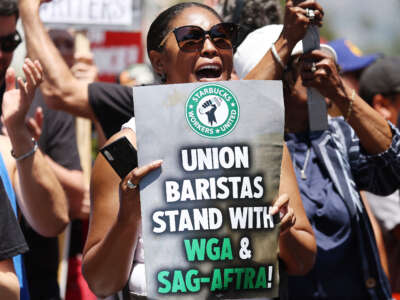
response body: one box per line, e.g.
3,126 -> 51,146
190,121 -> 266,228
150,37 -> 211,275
271,43 -> 286,70
345,89 -> 356,122
11,138 -> 38,161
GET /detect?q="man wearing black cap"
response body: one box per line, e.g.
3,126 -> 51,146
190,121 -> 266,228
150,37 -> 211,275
360,56 -> 400,294
359,56 -> 400,125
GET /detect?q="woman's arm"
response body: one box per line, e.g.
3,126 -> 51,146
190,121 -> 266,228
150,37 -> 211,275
301,50 -> 392,154
0,259 -> 19,300
82,128 -> 161,297
19,0 -> 94,119
276,144 -> 316,275
3,62 -> 69,237
244,0 -> 324,81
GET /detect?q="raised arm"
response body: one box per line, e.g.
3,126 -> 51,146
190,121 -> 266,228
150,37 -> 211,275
301,50 -> 392,154
2,60 -> 69,237
276,144 -> 316,275
244,0 -> 324,81
18,0 -> 95,119
82,128 -> 162,297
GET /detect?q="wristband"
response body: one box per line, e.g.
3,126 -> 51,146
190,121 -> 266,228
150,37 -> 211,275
271,43 -> 286,70
11,138 -> 38,161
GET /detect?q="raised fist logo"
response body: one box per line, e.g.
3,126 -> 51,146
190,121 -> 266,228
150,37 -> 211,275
199,97 -> 222,126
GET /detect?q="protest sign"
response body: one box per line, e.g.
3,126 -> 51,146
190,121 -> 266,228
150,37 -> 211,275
39,0 -> 141,30
88,31 -> 143,82
133,80 -> 284,299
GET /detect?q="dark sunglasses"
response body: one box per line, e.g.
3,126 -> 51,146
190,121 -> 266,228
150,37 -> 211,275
0,31 -> 22,53
159,22 -> 238,53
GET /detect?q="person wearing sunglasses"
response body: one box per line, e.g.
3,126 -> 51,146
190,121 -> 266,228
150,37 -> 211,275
20,0 -> 323,140
72,1 -> 324,299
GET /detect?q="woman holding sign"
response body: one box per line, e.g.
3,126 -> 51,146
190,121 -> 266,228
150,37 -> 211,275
82,1 -> 323,299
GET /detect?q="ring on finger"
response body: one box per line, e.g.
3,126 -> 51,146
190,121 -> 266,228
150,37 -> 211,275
311,62 -> 317,72
127,179 -> 138,190
305,8 -> 316,20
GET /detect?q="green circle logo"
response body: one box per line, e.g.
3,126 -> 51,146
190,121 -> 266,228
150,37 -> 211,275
185,84 -> 240,139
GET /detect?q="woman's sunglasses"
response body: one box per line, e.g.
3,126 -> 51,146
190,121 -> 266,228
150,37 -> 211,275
159,22 -> 238,53
0,31 -> 22,53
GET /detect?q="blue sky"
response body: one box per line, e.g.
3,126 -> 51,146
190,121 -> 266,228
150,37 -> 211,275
319,0 -> 400,55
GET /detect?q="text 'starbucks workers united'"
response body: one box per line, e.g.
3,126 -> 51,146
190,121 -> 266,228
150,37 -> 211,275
186,84 -> 239,138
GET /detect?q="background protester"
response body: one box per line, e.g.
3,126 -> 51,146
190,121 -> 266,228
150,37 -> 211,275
325,37 -> 390,278
81,1 -> 324,298
236,24 -> 399,300
11,28 -> 92,300
0,1 -> 69,297
328,39 -> 381,92
19,0 -> 133,139
19,0 -> 322,139
359,56 -> 400,294
1,58 -> 69,298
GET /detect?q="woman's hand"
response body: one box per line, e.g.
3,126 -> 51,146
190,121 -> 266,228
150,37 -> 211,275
282,0 -> 324,48
2,59 -> 44,133
26,107 -> 44,141
118,160 -> 163,224
300,50 -> 346,101
271,193 -> 296,236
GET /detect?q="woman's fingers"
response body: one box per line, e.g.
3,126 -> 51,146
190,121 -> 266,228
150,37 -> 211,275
23,58 -> 44,94
118,160 -> 163,221
5,67 -> 16,92
270,193 -> 289,215
34,60 -> 44,76
121,159 -> 163,191
25,107 -> 43,140
17,77 -> 28,99
280,207 -> 296,235
23,61 -> 37,88
299,51 -> 341,98
283,0 -> 324,44
26,59 -> 43,84
270,194 -> 296,235
298,0 -> 324,17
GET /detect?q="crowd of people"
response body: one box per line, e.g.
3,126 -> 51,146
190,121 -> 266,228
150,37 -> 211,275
0,0 -> 400,300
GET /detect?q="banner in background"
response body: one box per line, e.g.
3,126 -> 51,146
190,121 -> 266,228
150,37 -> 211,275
134,80 -> 284,299
40,0 -> 141,30
88,31 -> 143,82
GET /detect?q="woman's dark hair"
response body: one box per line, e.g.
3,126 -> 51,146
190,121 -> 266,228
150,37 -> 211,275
221,0 -> 282,46
147,2 -> 222,55
0,0 -> 19,19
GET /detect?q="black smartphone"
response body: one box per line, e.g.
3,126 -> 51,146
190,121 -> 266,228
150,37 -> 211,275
100,136 -> 138,179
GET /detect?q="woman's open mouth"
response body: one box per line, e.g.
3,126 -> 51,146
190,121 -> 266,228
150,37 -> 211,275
195,64 -> 223,81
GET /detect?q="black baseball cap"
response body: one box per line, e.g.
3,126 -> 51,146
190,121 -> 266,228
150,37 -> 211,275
359,56 -> 400,104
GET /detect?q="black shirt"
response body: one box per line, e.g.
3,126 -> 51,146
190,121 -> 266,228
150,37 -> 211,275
0,179 -> 28,261
88,82 -> 133,138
